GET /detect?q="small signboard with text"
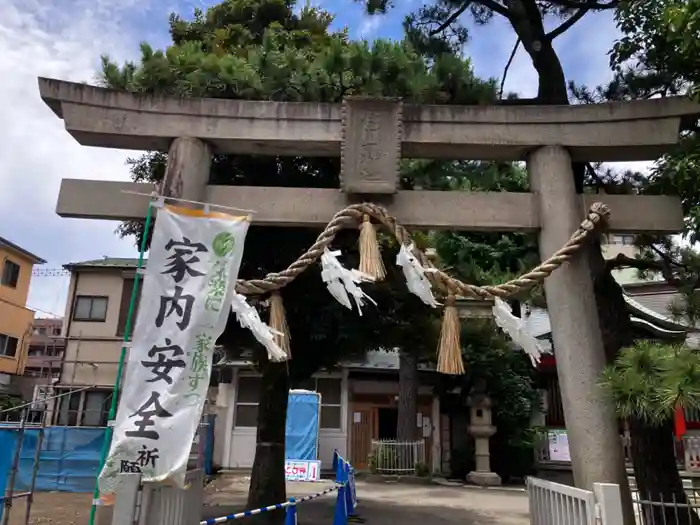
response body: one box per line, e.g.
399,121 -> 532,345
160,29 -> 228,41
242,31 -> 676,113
284,459 -> 321,482
547,429 -> 571,462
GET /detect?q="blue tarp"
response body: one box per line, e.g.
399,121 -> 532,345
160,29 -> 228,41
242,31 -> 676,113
0,418 -> 217,503
285,390 -> 320,461
0,426 -> 107,494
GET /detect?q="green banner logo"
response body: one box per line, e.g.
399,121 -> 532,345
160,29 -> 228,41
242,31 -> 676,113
212,232 -> 235,257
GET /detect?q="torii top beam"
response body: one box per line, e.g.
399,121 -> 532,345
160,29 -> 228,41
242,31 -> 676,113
39,77 -> 695,233
39,77 -> 700,163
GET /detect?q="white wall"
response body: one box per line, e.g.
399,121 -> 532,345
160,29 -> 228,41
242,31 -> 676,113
224,367 -> 349,469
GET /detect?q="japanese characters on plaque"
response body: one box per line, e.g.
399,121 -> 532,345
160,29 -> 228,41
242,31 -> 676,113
98,205 -> 249,494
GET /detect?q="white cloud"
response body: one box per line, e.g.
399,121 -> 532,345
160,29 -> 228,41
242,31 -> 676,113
0,0 -> 199,318
358,16 -> 382,38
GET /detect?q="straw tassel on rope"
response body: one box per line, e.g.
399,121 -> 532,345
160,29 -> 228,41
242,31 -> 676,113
437,295 -> 464,375
358,214 -> 386,281
268,292 -> 291,359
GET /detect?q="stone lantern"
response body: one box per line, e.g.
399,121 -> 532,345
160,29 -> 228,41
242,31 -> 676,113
466,382 -> 501,486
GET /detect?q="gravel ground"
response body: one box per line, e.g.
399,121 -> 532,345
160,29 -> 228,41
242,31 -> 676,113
3,476 -> 529,525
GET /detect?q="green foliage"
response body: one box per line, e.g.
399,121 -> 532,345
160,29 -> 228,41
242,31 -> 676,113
461,321 -> 538,440
404,160 -> 539,289
414,461 -> 430,477
0,395 -> 21,413
567,0 -> 700,327
367,452 -> 378,474
600,340 -> 700,425
436,320 -> 539,479
101,0 -> 496,105
609,0 -> 700,99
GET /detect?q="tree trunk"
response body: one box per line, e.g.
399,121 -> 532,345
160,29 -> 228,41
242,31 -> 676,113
532,39 -> 568,104
587,238 -> 635,362
246,362 -> 289,525
397,350 -> 419,471
628,418 -> 700,525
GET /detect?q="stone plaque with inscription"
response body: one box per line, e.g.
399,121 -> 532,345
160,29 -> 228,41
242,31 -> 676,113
340,97 -> 402,194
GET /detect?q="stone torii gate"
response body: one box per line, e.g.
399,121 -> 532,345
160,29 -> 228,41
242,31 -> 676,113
40,77 -> 693,496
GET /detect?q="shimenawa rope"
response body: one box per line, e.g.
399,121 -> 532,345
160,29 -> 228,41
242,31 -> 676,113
230,200 -> 609,374
234,201 -> 610,299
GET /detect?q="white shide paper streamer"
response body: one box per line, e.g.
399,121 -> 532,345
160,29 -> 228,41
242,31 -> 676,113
230,293 -> 287,362
492,297 -> 545,367
396,243 -> 440,308
320,248 -> 376,315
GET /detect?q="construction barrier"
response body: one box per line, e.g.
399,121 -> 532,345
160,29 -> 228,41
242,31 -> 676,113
198,450 -> 359,525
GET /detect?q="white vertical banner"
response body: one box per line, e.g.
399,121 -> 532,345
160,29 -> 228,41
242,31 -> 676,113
98,204 -> 250,494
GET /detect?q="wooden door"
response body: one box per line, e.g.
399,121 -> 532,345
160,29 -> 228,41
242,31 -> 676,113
350,405 -> 376,469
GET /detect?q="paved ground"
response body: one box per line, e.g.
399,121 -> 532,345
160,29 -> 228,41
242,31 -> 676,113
205,476 -> 530,525
3,476 -> 529,525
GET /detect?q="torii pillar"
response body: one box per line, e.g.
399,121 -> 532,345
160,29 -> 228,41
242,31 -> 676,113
529,146 -> 633,522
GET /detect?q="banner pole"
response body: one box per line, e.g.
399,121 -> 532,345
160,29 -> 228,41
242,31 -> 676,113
87,201 -> 156,525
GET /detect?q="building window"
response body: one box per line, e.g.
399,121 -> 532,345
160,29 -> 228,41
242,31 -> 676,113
116,279 -> 142,337
0,334 -> 18,358
318,378 -> 342,430
73,296 -> 108,322
234,375 -> 343,430
234,376 -> 260,428
612,234 -> 635,246
1,260 -> 20,288
54,389 -> 112,427
82,390 -> 112,426
293,377 -> 342,430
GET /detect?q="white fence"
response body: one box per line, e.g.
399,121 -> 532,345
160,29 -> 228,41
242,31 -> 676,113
370,439 -> 426,475
527,477 -> 624,525
111,469 -> 204,525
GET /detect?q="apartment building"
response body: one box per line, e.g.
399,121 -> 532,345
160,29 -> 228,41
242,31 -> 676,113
55,257 -> 140,427
0,236 -> 45,379
17,318 -> 65,402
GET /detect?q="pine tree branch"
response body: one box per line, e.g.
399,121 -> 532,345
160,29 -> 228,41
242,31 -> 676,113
550,0 -> 619,8
499,37 -> 520,98
430,1 -> 474,36
605,253 -> 687,288
475,0 -> 512,19
546,6 -> 589,40
648,244 -> 694,274
605,253 -> 664,274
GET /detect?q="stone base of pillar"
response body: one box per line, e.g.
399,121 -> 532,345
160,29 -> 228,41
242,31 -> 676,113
466,471 -> 502,486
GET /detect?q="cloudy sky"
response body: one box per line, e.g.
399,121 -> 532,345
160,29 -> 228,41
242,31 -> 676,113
1,0 -> 649,318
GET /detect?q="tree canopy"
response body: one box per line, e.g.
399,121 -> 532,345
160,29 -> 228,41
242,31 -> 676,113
600,340 -> 700,525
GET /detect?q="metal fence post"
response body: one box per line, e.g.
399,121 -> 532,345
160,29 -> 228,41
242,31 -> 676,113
593,483 -> 624,525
